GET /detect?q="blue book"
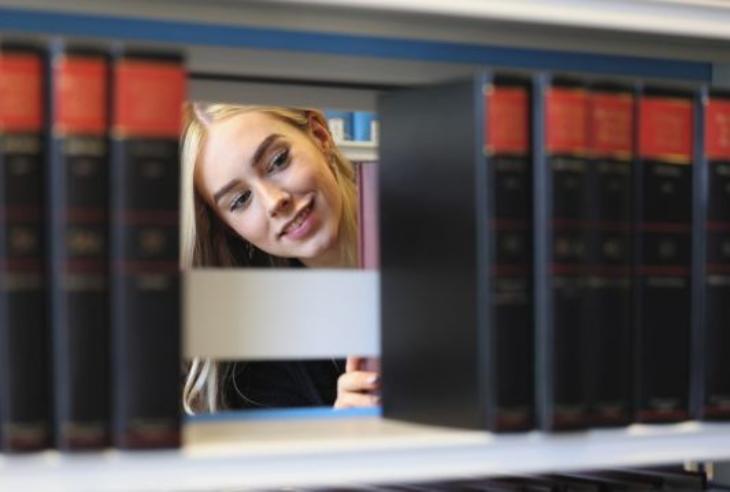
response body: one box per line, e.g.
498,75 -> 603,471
352,111 -> 377,142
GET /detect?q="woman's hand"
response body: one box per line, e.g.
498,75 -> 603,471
334,356 -> 381,408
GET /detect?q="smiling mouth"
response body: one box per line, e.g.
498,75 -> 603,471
279,197 -> 314,238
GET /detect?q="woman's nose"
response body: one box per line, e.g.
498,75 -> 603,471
260,183 -> 291,218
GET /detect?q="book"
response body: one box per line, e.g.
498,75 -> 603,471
356,160 -> 379,270
0,41 -> 51,451
584,83 -> 634,426
535,76 -> 591,430
352,111 -> 378,143
110,49 -> 185,448
634,85 -> 694,423
47,42 -> 111,450
379,72 -> 498,429
487,74 -> 534,431
699,88 -> 730,420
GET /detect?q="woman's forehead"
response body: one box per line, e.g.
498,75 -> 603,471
196,112 -> 294,193
205,113 -> 284,159
215,111 -> 287,142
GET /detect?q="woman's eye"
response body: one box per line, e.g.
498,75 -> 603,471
230,190 -> 251,212
268,148 -> 290,173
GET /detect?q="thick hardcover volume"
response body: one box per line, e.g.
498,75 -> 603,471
486,76 -> 534,431
110,52 -> 184,448
356,161 -> 379,270
47,45 -> 110,450
634,87 -> 693,423
380,73 -> 497,429
537,78 -> 590,430
0,44 -> 51,451
585,85 -> 634,426
701,90 -> 730,420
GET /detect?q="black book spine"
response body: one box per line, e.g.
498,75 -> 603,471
585,85 -> 634,426
47,43 -> 111,450
701,89 -> 730,420
537,76 -> 591,430
380,73 -> 491,429
486,76 -> 534,431
110,51 -> 184,448
0,43 -> 51,451
634,86 -> 693,423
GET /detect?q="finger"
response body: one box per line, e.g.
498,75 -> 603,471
362,357 -> 381,373
334,392 -> 380,409
337,371 -> 379,393
345,356 -> 364,372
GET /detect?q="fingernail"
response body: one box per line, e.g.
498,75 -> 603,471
368,374 -> 380,386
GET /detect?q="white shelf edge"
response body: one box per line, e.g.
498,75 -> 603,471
2,416 -> 730,491
338,139 -> 379,162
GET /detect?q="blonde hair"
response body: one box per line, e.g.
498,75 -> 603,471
180,103 -> 359,414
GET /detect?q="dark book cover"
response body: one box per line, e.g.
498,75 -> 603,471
110,50 -> 184,448
535,76 -> 591,430
700,89 -> 730,420
0,42 -> 51,451
486,75 -> 534,431
379,72 -> 497,429
47,43 -> 110,450
634,86 -> 693,423
584,84 -> 634,426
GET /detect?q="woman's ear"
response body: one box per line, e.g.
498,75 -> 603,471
306,110 -> 333,155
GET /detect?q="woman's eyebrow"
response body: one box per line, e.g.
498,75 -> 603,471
251,133 -> 283,168
213,133 -> 284,205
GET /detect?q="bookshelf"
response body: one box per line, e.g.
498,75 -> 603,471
3,409 -> 730,490
2,0 -> 730,489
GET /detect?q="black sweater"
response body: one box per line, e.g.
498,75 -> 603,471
220,359 -> 345,409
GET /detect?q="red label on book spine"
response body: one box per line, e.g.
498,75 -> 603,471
0,54 -> 42,132
546,87 -> 588,154
486,86 -> 528,154
706,98 -> 730,160
54,57 -> 108,135
590,92 -> 633,159
639,97 -> 693,163
113,60 -> 185,138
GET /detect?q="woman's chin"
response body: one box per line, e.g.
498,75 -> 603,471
293,233 -> 340,263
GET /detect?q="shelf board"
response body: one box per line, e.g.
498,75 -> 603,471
0,1 -> 722,84
338,139 -> 379,162
3,409 -> 730,491
263,0 -> 730,42
183,269 -> 379,359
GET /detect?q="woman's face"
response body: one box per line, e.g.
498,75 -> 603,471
195,111 -> 344,265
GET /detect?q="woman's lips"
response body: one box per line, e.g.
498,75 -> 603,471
281,198 -> 315,240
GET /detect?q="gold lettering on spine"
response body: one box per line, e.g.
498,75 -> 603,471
66,229 -> 104,256
138,229 -> 167,255
9,227 -> 38,254
63,137 -> 106,156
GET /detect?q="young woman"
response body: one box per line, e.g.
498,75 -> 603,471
180,103 -> 379,414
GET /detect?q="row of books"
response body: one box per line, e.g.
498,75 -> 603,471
0,40 -> 184,451
379,71 -> 730,432
314,465 -> 714,491
325,110 -> 379,144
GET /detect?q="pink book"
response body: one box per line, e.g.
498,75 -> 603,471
356,161 -> 380,270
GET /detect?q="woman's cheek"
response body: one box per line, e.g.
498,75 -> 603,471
233,214 -> 266,249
